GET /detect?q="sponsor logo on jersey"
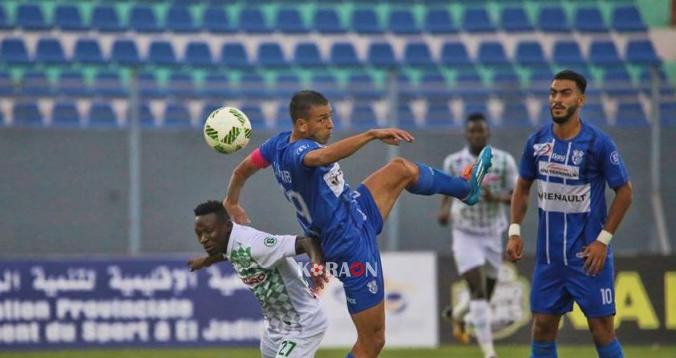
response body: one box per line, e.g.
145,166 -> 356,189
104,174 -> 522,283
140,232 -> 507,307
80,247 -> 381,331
538,161 -> 580,180
533,142 -> 552,157
264,236 -> 277,247
536,181 -> 591,213
572,149 -> 585,165
323,163 -> 345,197
241,272 -> 268,287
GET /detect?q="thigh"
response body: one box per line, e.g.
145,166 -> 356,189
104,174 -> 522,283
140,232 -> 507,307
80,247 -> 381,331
482,234 -> 503,279
531,263 -> 573,315
341,240 -> 385,315
452,230 -> 487,275
350,300 -> 386,340
260,330 -> 279,358
275,331 -> 326,358
362,158 -> 417,221
567,258 -> 616,318
532,313 -> 562,341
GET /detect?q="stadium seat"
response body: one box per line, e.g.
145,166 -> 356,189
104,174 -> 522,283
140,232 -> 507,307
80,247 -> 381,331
589,41 -> 622,66
419,71 -> 449,100
638,68 -> 674,96
501,7 -> 533,32
185,42 -> 214,67
239,73 -> 269,99
52,101 -> 81,127
293,43 -> 324,67
203,6 -> 234,33
389,9 -> 420,34
403,42 -> 434,67
330,43 -> 361,67
111,39 -> 141,66
580,103 -> 608,127
35,38 -> 66,65
603,67 -> 635,97
240,8 -> 271,33
313,8 -> 346,34
660,102 -> 676,127
455,69 -> 489,100
424,8 -> 457,33
395,103 -> 417,129
13,102 -> 43,127
615,102 -> 647,127
0,6 -> 10,29
257,42 -> 287,67
276,9 -> 308,33
500,103 -> 531,128
462,8 -> 495,32
57,70 -> 88,97
54,5 -> 85,31
440,42 -> 472,67
163,102 -> 193,127
477,42 -> 509,66
274,73 -> 301,100
552,41 -> 586,66
167,73 -> 195,98
311,73 -> 343,100
1,38 -> 30,65
92,5 -> 124,32
527,67 -> 554,97
426,101 -> 456,127
201,73 -> 231,98
128,103 -> 156,127
220,43 -> 250,67
74,39 -> 105,64
0,70 -> 13,96
352,9 -> 382,34
493,69 -> 521,99
20,71 -> 51,97
94,71 -> 126,97
16,4 -> 49,31
515,41 -> 547,67
138,72 -> 162,98
625,40 -> 660,65
166,5 -> 197,33
463,101 -> 489,120
129,5 -> 161,33
148,41 -> 178,66
351,102 -> 378,129
538,7 -> 570,32
574,7 -> 607,33
348,73 -> 380,99
367,42 -> 398,67
612,6 -> 646,32
239,103 -> 267,129
87,102 -> 118,127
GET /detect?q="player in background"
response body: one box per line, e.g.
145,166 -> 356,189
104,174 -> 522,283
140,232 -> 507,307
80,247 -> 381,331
438,113 -> 518,358
506,70 -> 632,358
188,200 -> 329,358
224,90 -> 493,358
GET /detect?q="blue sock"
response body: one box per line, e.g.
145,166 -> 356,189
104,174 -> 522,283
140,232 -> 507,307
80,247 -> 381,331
531,340 -> 557,358
345,353 -> 354,358
406,162 -> 471,198
597,339 -> 623,358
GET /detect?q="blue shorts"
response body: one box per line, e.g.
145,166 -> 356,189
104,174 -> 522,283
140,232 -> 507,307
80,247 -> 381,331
338,184 -> 384,315
531,257 -> 616,318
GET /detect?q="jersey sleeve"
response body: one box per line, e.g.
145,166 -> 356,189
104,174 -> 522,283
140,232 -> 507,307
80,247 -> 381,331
599,135 -> 629,189
518,135 -> 537,181
291,139 -> 322,170
251,233 -> 298,269
257,136 -> 276,164
505,153 -> 519,191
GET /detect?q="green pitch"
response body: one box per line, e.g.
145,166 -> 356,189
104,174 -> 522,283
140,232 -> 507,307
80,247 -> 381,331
1,346 -> 674,358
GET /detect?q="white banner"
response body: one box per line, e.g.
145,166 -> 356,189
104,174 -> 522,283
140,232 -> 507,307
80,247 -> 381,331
319,252 -> 438,348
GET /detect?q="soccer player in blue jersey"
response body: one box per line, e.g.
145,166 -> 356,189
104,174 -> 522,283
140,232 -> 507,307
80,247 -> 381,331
224,90 -> 493,358
506,70 -> 633,358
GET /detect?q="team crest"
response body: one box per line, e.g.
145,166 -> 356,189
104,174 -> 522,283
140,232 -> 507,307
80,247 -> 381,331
264,237 -> 277,247
572,150 -> 584,165
367,280 -> 379,294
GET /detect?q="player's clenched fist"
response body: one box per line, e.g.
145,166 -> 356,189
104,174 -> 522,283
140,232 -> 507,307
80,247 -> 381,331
506,236 -> 524,262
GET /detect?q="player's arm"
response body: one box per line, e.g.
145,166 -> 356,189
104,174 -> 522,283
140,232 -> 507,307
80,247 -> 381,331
223,151 -> 267,224
295,235 -> 330,292
437,196 -> 452,226
506,177 -> 533,262
303,128 -> 415,167
186,254 -> 226,272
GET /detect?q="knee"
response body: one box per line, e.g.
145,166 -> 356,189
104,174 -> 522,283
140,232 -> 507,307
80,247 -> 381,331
532,318 -> 558,341
589,319 -> 616,346
358,327 -> 385,356
389,157 -> 418,181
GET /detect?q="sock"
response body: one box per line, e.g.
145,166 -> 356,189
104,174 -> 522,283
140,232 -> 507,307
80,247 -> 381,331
531,340 -> 557,358
452,291 -> 470,321
596,339 -> 623,358
345,353 -> 354,358
406,162 -> 471,198
470,299 -> 495,358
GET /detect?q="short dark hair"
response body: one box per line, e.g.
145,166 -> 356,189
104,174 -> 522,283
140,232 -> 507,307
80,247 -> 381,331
289,90 -> 329,123
553,70 -> 587,94
466,112 -> 486,124
193,200 -> 229,221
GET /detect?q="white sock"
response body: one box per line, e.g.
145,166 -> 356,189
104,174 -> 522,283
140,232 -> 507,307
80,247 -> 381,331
452,291 -> 470,321
470,299 -> 495,358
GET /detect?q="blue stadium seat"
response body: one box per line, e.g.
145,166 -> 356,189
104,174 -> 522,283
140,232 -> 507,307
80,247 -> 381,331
274,73 -> 301,99
493,69 -> 521,99
352,9 -> 382,34
477,42 -> 509,66
12,102 -> 43,127
538,7 -> 570,32
257,42 -> 287,67
351,102 -> 378,129
130,5 -> 160,32
136,104 -> 156,127
580,103 -> 608,127
52,101 -> 81,127
167,73 -> 195,98
404,42 -> 434,67
389,9 -> 420,34
293,43 -> 323,67
92,5 -> 124,32
612,6 -> 646,32
240,73 -> 268,99
426,101 -> 456,127
16,4 -> 49,31
463,101 -> 489,120
615,102 -> 647,127
625,40 -> 660,65
166,6 -> 197,32
35,38 -> 66,65
276,8 -> 308,33
203,6 -> 234,33
589,41 -> 622,66
638,68 -> 674,96
0,6 -> 10,29
138,72 -> 162,98
515,41 -> 547,67
1,38 -> 29,65
527,67 -> 554,97
395,103 -> 417,129
185,42 -> 213,66
87,102 -> 118,127
463,8 -> 495,32
552,41 -> 586,66
660,102 -> 676,127
0,70 -> 13,96
313,8 -> 345,34
501,103 -> 531,128
239,103 -> 267,129
312,73 -> 343,100
201,73 -> 230,98
164,102 -> 193,127
20,71 -> 51,97
57,70 -> 88,97
240,8 -> 270,33
111,39 -> 141,65
501,7 -> 533,32
455,69 -> 489,100
348,73 -> 380,99
367,42 -> 398,67
602,67 -> 635,97
574,7 -> 607,33
74,39 -> 105,64
147,41 -> 177,66
220,43 -> 250,67
55,5 -> 85,31
440,41 -> 472,67
424,9 -> 457,33
330,42 -> 361,67
94,71 -> 126,97
419,71 -> 449,100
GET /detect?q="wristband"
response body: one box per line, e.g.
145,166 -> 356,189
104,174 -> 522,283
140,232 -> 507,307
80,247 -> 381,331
508,223 -> 521,237
596,230 -> 613,246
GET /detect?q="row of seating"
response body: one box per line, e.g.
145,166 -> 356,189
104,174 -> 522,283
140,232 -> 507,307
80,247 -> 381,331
4,98 -> 674,129
0,3 -> 647,34
1,37 -> 661,68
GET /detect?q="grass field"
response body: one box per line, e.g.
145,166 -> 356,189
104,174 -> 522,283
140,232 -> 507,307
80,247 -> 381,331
0,345 -> 674,357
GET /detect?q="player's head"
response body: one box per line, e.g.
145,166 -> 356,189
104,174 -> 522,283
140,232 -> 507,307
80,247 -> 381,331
550,70 -> 586,124
193,200 -> 232,256
289,90 -> 334,144
465,113 -> 490,151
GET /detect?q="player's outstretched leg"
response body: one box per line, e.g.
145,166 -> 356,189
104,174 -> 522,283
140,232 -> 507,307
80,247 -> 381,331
589,316 -> 623,358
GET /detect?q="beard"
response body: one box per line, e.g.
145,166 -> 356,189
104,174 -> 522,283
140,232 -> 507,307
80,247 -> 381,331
550,105 -> 577,124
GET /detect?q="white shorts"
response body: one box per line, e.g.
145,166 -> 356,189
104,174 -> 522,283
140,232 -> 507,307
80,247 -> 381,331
260,329 -> 325,358
452,229 -> 503,278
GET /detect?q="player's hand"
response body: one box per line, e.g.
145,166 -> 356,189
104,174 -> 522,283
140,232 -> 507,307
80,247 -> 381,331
308,263 -> 330,296
582,241 -> 608,276
186,255 -> 220,272
437,210 -> 450,226
482,186 -> 495,202
223,201 -> 251,224
369,128 -> 415,146
506,236 -> 524,262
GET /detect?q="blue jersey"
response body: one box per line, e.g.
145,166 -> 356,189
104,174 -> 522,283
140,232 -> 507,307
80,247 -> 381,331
519,121 -> 629,266
258,132 -> 364,257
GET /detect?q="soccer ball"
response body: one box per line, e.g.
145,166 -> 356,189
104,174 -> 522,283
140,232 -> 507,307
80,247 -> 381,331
203,106 -> 252,154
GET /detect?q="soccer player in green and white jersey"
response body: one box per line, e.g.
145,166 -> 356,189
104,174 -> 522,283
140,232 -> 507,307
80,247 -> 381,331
188,200 -> 328,358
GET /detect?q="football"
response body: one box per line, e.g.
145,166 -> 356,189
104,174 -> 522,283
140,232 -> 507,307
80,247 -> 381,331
203,106 -> 252,154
